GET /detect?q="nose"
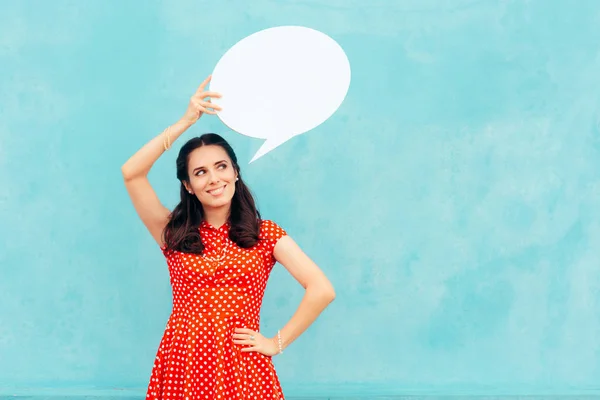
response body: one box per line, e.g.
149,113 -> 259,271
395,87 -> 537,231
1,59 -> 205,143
207,170 -> 220,184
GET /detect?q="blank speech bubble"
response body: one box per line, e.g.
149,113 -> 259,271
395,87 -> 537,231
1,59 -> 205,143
209,26 -> 351,163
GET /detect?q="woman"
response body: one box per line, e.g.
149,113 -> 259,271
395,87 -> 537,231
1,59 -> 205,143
121,75 -> 336,399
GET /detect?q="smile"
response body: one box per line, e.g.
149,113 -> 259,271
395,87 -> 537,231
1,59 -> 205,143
207,185 -> 226,196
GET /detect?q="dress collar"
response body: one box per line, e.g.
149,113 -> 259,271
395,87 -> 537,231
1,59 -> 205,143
200,220 -> 231,233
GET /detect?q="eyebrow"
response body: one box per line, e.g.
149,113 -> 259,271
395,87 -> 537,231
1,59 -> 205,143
192,160 -> 228,173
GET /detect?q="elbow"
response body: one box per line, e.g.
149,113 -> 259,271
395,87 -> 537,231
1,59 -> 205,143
121,164 -> 132,181
322,281 -> 335,302
309,282 -> 335,304
121,165 -> 142,182
326,287 -> 336,303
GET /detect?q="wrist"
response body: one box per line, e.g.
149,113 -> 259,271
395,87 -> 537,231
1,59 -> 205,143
272,330 -> 284,355
175,117 -> 194,130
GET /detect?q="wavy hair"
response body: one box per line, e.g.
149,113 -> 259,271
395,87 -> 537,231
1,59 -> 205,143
162,133 -> 261,254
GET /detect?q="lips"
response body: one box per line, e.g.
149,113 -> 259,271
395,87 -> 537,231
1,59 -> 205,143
207,185 -> 226,196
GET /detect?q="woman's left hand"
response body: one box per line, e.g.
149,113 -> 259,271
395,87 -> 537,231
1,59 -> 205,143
233,328 -> 279,356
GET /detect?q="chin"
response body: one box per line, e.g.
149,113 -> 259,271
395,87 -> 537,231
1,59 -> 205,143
204,196 -> 234,210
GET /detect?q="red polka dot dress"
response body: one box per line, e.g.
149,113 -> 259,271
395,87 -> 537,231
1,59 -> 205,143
146,219 -> 287,400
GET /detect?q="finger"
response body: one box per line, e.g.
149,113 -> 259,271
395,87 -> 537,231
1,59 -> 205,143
197,91 -> 222,98
232,333 -> 251,340
194,92 -> 222,101
193,98 -> 220,110
198,101 -> 222,111
195,75 -> 212,94
233,339 -> 254,346
241,346 -> 259,353
235,328 -> 254,334
200,101 -> 222,111
192,101 -> 218,115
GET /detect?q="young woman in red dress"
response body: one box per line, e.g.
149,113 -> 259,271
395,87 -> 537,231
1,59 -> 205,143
121,75 -> 336,399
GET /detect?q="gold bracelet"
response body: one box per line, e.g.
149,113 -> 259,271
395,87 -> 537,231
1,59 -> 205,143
162,126 -> 172,151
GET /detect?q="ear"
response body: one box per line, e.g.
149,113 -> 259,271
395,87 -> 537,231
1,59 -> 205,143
182,181 -> 193,194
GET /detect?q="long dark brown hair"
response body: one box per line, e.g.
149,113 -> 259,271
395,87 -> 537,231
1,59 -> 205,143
162,133 -> 261,254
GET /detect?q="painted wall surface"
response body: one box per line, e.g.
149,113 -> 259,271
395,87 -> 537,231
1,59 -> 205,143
1,0 -> 600,396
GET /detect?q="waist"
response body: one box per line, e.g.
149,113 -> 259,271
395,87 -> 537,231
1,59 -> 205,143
172,287 -> 256,317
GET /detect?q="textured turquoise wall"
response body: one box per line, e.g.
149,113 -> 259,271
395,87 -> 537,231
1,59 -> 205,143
1,0 -> 600,397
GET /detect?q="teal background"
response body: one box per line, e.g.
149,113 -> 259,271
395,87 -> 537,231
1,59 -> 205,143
1,0 -> 600,398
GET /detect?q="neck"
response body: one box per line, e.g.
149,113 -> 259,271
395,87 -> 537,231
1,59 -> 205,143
203,205 -> 231,228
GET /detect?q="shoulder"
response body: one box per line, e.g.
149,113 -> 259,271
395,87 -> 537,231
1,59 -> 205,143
160,244 -> 178,260
259,219 -> 287,241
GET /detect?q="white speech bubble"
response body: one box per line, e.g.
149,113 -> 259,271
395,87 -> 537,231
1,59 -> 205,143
209,26 -> 351,163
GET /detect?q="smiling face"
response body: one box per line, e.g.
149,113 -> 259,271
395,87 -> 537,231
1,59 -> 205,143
184,144 -> 239,211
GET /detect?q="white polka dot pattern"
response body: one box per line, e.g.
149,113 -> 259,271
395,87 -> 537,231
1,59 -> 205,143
146,219 -> 287,399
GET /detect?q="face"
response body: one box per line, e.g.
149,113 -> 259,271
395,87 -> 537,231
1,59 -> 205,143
184,145 -> 238,210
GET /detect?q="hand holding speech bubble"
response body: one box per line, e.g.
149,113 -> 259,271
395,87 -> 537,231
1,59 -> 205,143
209,26 -> 351,163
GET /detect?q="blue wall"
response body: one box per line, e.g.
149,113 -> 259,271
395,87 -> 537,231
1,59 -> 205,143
1,0 -> 600,397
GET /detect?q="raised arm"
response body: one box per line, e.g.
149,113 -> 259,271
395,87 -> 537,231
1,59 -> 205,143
121,75 -> 221,246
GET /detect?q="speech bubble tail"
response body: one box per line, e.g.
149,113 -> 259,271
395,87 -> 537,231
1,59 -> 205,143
249,137 -> 289,163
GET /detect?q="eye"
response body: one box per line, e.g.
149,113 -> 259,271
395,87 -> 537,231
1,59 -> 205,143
195,170 -> 205,176
218,163 -> 227,170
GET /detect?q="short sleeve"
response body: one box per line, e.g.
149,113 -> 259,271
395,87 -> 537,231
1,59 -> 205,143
259,219 -> 287,254
160,245 -> 171,257
160,242 -> 177,259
